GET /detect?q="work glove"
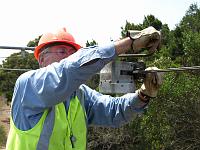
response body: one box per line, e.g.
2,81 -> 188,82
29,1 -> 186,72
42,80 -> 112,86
137,67 -> 164,98
127,26 -> 161,53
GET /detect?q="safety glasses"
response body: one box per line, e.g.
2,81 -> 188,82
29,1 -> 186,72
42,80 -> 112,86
39,45 -> 77,58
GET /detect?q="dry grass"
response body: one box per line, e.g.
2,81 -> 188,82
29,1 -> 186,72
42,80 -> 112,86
0,100 -> 10,134
0,98 -> 10,148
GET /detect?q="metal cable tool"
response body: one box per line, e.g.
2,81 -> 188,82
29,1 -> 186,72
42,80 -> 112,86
99,53 -> 200,94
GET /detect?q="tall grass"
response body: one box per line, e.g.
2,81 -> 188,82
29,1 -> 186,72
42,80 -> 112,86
0,125 -> 7,147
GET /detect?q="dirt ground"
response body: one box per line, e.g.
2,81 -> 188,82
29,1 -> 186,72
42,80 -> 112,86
0,99 -> 10,150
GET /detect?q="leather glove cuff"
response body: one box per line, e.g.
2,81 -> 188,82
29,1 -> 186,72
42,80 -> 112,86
136,89 -> 151,103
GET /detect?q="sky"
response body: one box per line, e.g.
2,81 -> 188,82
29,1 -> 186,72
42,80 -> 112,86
0,0 -> 198,63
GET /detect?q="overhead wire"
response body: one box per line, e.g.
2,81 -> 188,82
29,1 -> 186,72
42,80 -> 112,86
0,46 -> 199,73
0,67 -> 32,71
0,46 -> 36,71
133,66 -> 200,74
0,66 -> 199,73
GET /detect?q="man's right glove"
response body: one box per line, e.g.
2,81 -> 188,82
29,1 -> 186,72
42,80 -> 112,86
127,26 -> 161,53
136,67 -> 164,100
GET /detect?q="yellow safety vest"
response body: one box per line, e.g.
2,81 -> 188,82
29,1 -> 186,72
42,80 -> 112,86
6,95 -> 87,150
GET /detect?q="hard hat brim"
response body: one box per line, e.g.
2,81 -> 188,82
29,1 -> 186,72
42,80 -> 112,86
34,40 -> 82,60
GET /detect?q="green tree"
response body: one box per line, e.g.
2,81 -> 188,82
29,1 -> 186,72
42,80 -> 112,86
179,3 -> 200,65
143,15 -> 162,30
0,52 -> 38,101
27,36 -> 41,47
182,31 -> 200,66
180,3 -> 200,33
121,15 -> 163,38
86,39 -> 98,47
0,35 -> 41,101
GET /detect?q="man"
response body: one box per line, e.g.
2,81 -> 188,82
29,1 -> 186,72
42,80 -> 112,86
6,27 -> 163,150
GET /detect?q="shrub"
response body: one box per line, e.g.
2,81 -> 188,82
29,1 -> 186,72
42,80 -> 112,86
0,125 -> 7,147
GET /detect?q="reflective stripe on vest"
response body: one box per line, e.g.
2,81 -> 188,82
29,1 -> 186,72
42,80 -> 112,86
36,107 -> 55,150
6,91 -> 87,150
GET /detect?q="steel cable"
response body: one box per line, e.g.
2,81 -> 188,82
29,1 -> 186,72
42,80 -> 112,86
133,66 -> 200,74
0,68 -> 32,71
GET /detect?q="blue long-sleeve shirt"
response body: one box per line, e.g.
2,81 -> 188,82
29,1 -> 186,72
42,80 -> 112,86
11,43 -> 148,131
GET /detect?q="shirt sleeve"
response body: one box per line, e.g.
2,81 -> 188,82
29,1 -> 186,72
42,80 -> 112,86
20,43 -> 117,108
80,84 -> 148,128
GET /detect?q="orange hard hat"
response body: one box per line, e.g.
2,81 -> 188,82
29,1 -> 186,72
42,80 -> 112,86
34,27 -> 81,60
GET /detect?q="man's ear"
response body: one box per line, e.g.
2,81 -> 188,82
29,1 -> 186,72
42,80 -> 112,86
38,55 -> 44,67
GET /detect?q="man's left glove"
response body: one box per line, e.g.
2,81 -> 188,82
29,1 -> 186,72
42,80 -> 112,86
137,67 -> 164,98
127,26 -> 161,53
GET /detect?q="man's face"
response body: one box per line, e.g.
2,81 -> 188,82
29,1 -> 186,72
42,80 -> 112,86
38,44 -> 77,67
